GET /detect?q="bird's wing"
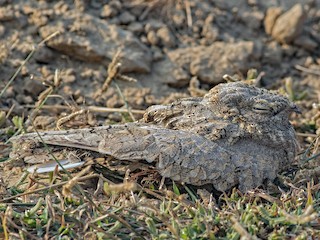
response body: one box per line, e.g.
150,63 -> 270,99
142,97 -> 218,129
9,123 -> 258,191
97,124 -> 242,191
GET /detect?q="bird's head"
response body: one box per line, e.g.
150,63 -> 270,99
205,82 -> 300,126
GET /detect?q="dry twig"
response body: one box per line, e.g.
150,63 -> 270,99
295,65 -> 320,76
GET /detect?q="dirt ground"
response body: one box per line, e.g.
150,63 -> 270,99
0,0 -> 319,127
0,0 -> 320,238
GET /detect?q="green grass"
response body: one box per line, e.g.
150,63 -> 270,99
0,167 -> 319,239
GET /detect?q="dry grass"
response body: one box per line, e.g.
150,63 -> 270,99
0,41 -> 319,240
0,165 -> 319,239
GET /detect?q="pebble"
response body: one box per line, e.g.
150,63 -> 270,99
264,7 -> 283,35
157,27 -> 176,48
118,11 -> 135,25
271,4 -> 306,43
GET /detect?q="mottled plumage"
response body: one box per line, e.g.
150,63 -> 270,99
10,82 -> 300,191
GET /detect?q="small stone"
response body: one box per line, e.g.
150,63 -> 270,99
29,11 -> 48,27
190,41 -> 258,84
24,79 -> 47,99
156,27 -> 176,48
127,22 -> 144,34
0,6 -> 15,21
109,0 -> 121,10
62,68 -> 76,83
106,95 -> 123,108
171,68 -> 190,86
90,0 -> 102,9
264,7 -> 283,35
34,47 -> 55,64
192,22 -> 202,35
147,30 -> 159,46
151,46 -> 164,61
294,35 -> 318,51
118,11 -> 135,25
128,3 -> 144,17
100,5 -> 118,18
108,113 -> 122,122
240,11 -> 264,30
75,96 -> 85,104
248,0 -> 257,6
33,116 -> 56,129
172,10 -> 186,28
202,14 -> 219,43
22,95 -> 34,104
304,56 -> 314,67
281,44 -> 296,57
62,86 -> 73,96
2,86 -> 14,98
271,4 -> 306,43
108,17 -> 120,25
53,2 -> 69,15
161,41 -> 259,86
152,56 -> 190,87
262,41 -> 282,64
39,13 -> 152,73
145,20 -> 164,32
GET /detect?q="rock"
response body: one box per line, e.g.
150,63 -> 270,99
61,68 -> 76,83
34,47 -> 55,64
39,13 -> 152,73
151,46 -> 164,61
126,2 -> 145,18
212,0 -> 244,10
262,41 -> 283,64
109,0 -> 122,11
264,7 -> 283,35
100,0 -> 121,18
294,35 -> 318,51
33,116 -> 56,129
202,14 -> 220,42
172,9 -> 186,28
17,94 -> 33,104
151,56 -> 190,87
271,4 -> 306,43
156,27 -> 176,48
240,11 -> 264,30
28,11 -> 49,27
24,79 -> 47,99
145,20 -> 164,32
0,6 -> 16,21
167,41 -> 259,85
118,11 -> 135,25
127,22 -> 144,34
155,41 -> 259,86
278,0 -> 313,9
147,30 -> 159,46
303,56 -> 314,67
100,5 -> 118,18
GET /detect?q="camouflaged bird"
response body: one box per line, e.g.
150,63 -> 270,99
9,82 -> 300,191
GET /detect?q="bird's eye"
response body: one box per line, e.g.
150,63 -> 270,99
252,103 -> 271,113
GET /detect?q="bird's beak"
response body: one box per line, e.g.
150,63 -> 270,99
291,104 -> 301,114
